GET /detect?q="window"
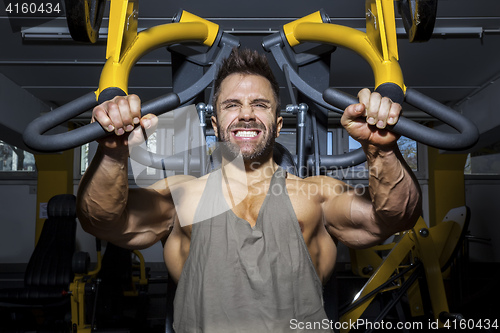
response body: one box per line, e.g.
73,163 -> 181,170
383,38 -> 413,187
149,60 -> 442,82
0,140 -> 36,173
80,143 -> 90,176
349,135 -> 418,171
205,135 -> 217,155
395,136 -> 418,171
327,131 -> 333,156
275,130 -> 334,156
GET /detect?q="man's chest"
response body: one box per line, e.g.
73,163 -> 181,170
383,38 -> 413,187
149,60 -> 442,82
230,181 -> 324,233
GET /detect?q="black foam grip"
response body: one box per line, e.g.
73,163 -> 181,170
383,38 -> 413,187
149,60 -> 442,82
318,149 -> 367,169
323,87 -> 479,151
23,91 -> 181,153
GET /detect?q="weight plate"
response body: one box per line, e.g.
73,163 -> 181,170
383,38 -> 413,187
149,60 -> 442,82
65,0 -> 106,43
398,0 -> 438,42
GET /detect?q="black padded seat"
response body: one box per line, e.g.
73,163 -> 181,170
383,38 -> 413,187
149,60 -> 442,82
0,194 -> 77,305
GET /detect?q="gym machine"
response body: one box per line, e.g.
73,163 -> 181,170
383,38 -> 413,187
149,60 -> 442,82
339,206 -> 470,333
23,2 -> 478,156
21,0 -> 480,331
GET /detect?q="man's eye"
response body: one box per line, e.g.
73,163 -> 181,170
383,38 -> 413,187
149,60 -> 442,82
253,104 -> 269,109
224,104 -> 239,110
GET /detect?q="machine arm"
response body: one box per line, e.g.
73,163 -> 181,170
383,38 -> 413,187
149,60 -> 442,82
265,6 -> 479,151
23,10 -> 237,153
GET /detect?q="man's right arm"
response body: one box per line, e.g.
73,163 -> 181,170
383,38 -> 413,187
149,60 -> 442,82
76,94 -> 178,249
77,144 -> 180,249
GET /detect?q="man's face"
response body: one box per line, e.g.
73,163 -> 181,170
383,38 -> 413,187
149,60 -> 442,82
211,74 -> 283,163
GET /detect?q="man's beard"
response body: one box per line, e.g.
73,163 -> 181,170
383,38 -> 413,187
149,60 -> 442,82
217,121 -> 276,164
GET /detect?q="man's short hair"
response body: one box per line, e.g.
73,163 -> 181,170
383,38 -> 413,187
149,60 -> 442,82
212,48 -> 280,117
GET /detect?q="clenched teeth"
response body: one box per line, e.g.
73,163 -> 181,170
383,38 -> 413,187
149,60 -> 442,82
235,131 -> 258,138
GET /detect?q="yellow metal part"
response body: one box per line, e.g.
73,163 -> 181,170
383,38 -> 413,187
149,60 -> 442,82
70,250 -> 102,332
349,243 -> 394,277
70,276 -> 92,333
178,10 -> 219,47
281,1 -> 405,92
132,249 -> 148,286
406,272 -> 425,317
33,151 -> 73,244
412,225 -> 450,325
427,148 -> 467,227
124,249 -> 148,297
431,220 -> 463,270
366,0 -> 399,62
341,208 -> 468,331
88,250 -> 102,276
282,10 -> 325,47
97,7 -> 219,98
340,229 -> 415,332
106,0 -> 138,61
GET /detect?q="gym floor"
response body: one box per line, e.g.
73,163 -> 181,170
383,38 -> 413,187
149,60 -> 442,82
1,261 -> 499,332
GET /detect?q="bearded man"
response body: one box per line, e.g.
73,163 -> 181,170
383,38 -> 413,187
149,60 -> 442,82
77,48 -> 421,332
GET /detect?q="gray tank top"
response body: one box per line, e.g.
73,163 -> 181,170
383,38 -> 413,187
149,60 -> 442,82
173,167 -> 331,332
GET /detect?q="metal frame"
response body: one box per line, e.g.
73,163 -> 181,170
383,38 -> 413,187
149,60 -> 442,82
341,207 -> 470,332
24,1 -> 478,331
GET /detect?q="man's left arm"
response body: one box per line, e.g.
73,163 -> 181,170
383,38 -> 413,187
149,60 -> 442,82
324,89 -> 422,248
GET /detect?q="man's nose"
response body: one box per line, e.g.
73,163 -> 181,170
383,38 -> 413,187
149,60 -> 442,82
238,105 -> 255,121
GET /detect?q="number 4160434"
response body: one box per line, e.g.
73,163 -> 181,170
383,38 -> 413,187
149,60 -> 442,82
5,2 -> 61,15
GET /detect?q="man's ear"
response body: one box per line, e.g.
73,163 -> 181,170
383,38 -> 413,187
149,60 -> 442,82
275,116 -> 283,138
211,115 -> 219,138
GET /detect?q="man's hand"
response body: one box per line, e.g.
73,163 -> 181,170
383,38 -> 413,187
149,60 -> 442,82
341,88 -> 402,149
92,94 -> 158,150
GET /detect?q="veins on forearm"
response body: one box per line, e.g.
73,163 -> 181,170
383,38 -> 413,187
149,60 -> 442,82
78,147 -> 130,227
365,145 -> 421,229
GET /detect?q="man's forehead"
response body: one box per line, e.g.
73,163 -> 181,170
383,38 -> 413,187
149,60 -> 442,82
219,74 -> 275,100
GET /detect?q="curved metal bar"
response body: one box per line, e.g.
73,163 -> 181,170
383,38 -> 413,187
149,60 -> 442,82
264,32 -> 367,168
265,10 -> 479,151
324,87 -> 479,151
23,12 -> 237,153
23,91 -> 181,153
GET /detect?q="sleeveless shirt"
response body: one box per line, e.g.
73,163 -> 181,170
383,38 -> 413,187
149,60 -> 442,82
173,167 -> 332,332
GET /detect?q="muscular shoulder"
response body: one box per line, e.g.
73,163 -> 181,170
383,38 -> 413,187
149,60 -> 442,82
161,173 -> 213,229
148,174 -> 198,195
285,174 -> 350,203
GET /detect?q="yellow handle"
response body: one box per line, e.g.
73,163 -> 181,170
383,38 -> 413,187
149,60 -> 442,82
177,10 -> 220,47
282,3 -> 405,93
97,8 -> 220,98
283,10 -> 326,47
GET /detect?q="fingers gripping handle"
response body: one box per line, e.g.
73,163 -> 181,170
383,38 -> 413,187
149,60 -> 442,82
23,90 -> 181,153
322,87 -> 479,151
